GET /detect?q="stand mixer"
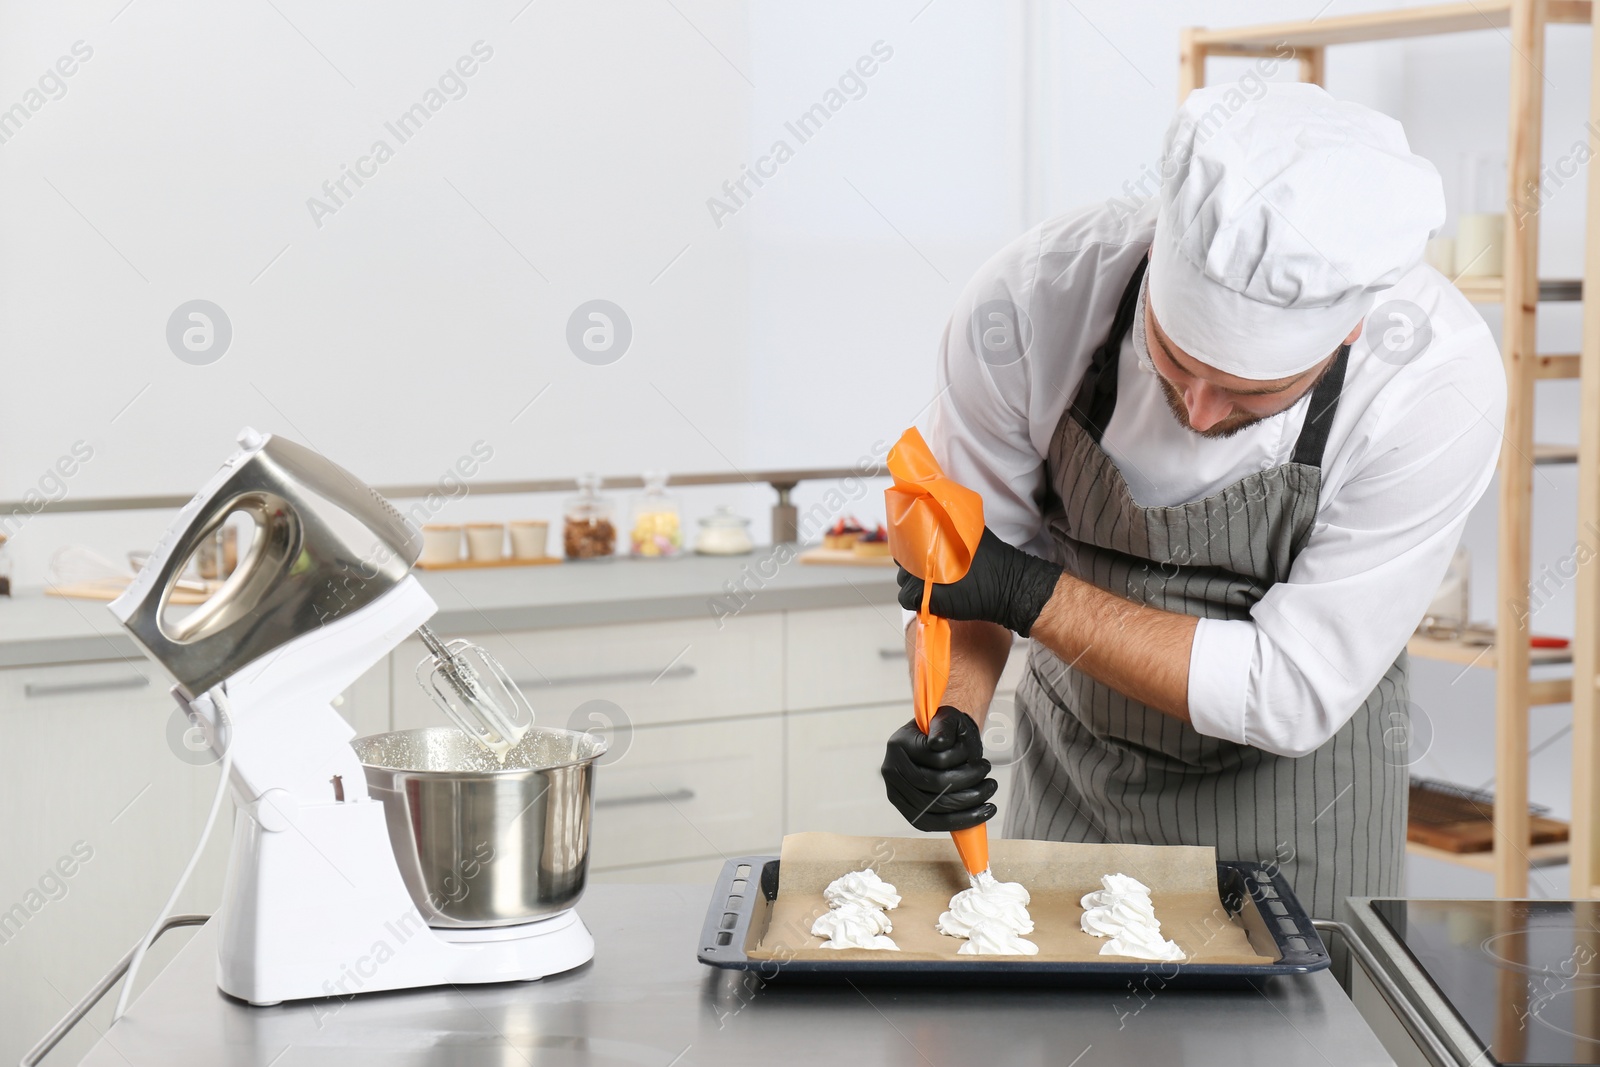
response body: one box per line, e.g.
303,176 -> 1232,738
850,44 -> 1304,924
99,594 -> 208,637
108,428 -> 598,1006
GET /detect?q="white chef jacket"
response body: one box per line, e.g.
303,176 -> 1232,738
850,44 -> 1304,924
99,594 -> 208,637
920,199 -> 1506,758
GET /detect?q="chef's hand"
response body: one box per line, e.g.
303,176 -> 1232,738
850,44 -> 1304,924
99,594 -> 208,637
881,706 -> 997,832
896,527 -> 1063,638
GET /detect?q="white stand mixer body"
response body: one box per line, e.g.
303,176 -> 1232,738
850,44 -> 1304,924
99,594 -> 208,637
206,577 -> 595,1006
109,431 -> 594,1007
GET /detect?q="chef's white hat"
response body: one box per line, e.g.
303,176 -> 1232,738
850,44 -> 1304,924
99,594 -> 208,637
1149,82 -> 1445,379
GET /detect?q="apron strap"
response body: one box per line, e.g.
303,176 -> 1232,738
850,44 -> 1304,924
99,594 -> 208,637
1289,345 -> 1351,470
1068,257 -> 1148,445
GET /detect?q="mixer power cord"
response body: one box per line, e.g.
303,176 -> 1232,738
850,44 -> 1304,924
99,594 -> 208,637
111,686 -> 236,1023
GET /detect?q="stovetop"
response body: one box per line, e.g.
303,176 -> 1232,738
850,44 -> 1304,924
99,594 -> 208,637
1372,899 -> 1600,1066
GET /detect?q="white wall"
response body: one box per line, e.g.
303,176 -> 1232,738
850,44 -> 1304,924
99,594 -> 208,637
0,0 -> 1043,583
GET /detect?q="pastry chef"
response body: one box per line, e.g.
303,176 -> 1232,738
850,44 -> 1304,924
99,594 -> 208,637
879,83 -> 1505,920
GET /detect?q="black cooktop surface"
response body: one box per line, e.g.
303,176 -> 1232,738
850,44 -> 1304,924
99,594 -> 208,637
1373,899 -> 1600,1066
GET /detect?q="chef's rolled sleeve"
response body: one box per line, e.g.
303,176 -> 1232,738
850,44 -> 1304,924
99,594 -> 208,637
1186,618 -> 1255,745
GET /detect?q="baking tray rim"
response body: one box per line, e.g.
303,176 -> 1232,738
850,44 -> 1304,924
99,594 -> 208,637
696,855 -> 1330,979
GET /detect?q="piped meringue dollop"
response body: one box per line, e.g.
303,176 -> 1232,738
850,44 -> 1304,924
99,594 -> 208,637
814,869 -> 900,951
1099,873 -> 1152,898
957,917 -> 1039,956
1079,896 -> 1157,937
1077,872 -> 1185,962
938,869 -> 1037,955
822,869 -> 903,911
1100,924 -> 1184,962
937,870 -> 1035,938
812,902 -> 893,941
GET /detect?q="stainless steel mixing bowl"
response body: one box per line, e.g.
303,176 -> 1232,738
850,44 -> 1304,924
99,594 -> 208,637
353,726 -> 606,928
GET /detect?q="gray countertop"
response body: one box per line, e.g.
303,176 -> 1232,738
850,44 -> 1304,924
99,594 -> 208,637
0,553 -> 899,669
78,884 -> 1394,1067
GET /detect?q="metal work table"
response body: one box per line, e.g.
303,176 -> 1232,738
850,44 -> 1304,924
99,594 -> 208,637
77,884 -> 1394,1066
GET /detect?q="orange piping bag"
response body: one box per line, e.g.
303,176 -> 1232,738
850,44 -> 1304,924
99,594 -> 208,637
884,427 -> 990,877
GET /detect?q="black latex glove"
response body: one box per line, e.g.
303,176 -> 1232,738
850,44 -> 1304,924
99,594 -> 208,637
896,527 -> 1064,637
881,706 -> 997,832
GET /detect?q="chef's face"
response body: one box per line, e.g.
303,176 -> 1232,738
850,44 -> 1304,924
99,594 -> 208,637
1143,307 -> 1359,438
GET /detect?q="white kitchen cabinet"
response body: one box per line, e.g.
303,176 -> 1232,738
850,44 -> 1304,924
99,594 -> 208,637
982,691 -> 1022,830
590,856 -> 730,884
787,606 -> 1033,712
785,605 -> 912,711
997,638 -> 1032,695
0,659 -> 229,1066
587,715 -> 783,870
785,704 -> 935,840
786,701 -> 1020,843
391,613 -> 784,733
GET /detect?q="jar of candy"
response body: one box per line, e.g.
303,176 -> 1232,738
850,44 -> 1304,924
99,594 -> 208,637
629,472 -> 682,558
563,474 -> 616,560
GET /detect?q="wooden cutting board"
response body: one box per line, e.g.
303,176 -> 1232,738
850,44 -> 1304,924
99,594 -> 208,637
1407,779 -> 1569,852
1407,816 -> 1569,853
414,556 -> 562,570
45,577 -> 216,605
797,547 -> 896,567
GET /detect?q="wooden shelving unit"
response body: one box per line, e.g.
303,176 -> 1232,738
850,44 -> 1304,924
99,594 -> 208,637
1573,3 -> 1600,900
1181,0 -> 1588,61
1182,0 -> 1596,898
1452,276 -> 1582,305
1406,839 -> 1572,871
1407,635 -> 1573,668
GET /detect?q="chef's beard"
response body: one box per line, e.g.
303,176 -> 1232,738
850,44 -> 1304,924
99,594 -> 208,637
1132,277 -> 1325,440
1152,372 -> 1269,439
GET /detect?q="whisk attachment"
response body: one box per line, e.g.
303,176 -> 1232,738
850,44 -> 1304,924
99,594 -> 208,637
415,625 -> 533,763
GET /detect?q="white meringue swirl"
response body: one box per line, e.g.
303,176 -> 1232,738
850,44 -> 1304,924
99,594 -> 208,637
1080,896 -> 1158,936
937,869 -> 1037,954
957,917 -> 1039,956
822,869 -> 902,911
1100,925 -> 1184,962
1077,872 -> 1185,962
812,902 -> 893,941
937,871 -> 1034,938
814,869 -> 901,951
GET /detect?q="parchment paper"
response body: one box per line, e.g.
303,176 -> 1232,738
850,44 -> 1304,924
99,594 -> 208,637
749,832 -> 1275,965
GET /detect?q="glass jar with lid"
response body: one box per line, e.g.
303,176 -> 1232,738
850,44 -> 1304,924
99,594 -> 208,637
630,471 -> 682,558
563,473 -> 616,560
694,506 -> 753,556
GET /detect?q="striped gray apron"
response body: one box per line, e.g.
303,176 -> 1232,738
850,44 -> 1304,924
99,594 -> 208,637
1006,258 -> 1408,920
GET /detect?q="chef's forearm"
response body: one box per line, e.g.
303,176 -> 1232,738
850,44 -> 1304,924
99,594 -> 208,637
1029,573 -> 1197,721
907,617 -> 1012,727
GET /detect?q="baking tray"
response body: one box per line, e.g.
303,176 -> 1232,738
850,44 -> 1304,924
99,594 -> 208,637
697,856 -> 1328,988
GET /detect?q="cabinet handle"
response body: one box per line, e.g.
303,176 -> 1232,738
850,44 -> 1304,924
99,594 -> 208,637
24,675 -> 151,699
519,664 -> 696,689
596,787 -> 696,809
